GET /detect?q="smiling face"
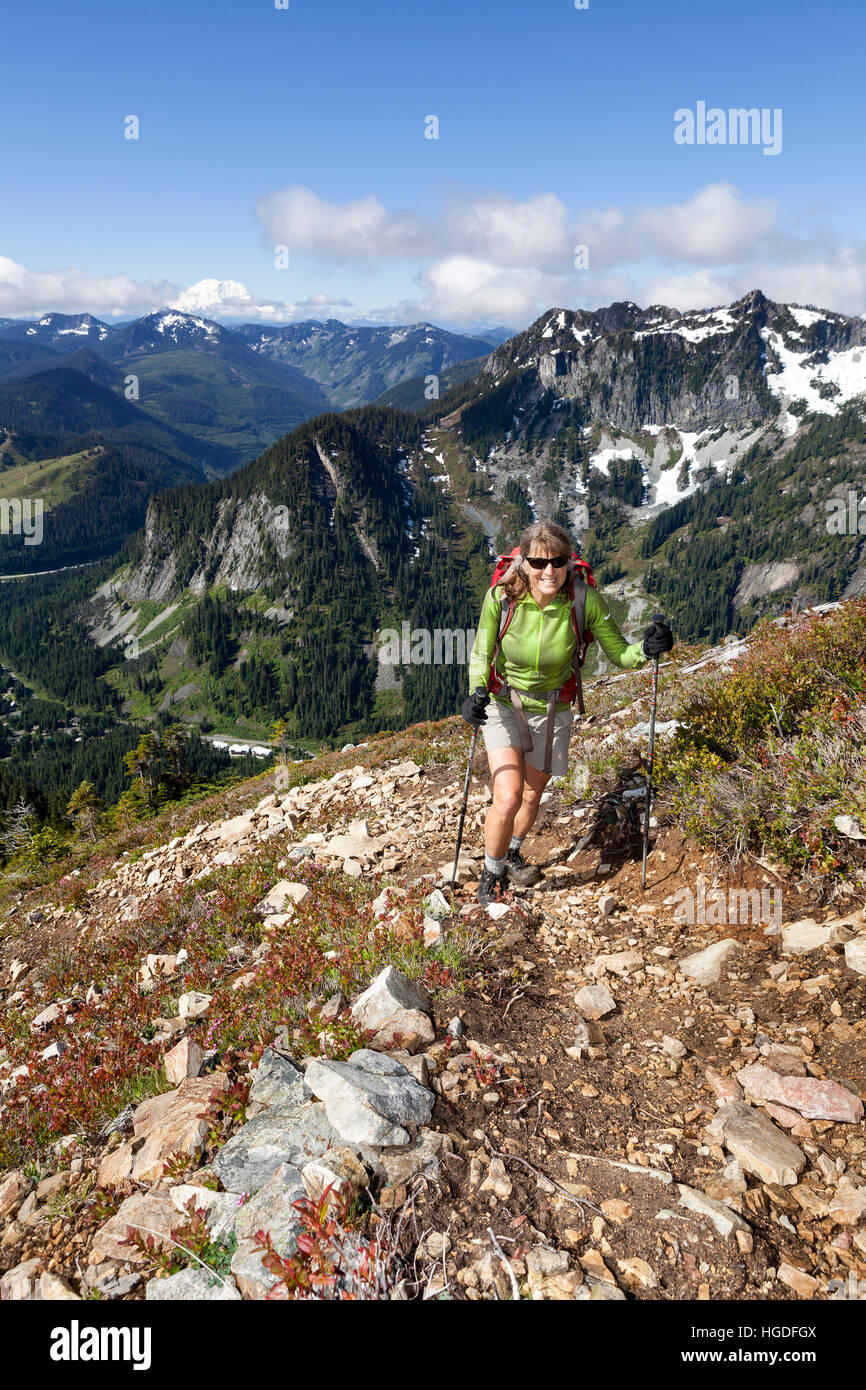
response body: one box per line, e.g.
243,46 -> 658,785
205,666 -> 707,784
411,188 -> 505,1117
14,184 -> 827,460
524,547 -> 569,605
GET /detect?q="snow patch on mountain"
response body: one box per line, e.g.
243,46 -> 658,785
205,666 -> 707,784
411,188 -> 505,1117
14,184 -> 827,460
152,311 -> 220,342
788,306 -> 825,330
635,308 -> 737,344
589,441 -> 639,478
762,327 -> 866,435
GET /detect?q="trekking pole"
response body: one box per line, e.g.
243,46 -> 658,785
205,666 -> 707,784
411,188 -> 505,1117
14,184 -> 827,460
450,724 -> 480,896
641,614 -> 665,891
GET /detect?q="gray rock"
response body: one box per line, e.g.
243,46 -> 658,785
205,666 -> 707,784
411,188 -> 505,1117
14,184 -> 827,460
677,1184 -> 751,1239
89,1269 -> 142,1299
526,1247 -> 570,1280
145,1267 -> 241,1300
230,1240 -> 282,1300
589,1282 -> 626,1301
232,1162 -> 305,1250
574,984 -> 616,1020
678,938 -> 741,984
834,814 -> 866,840
167,1185 -> 243,1239
369,1128 -> 453,1185
708,1102 -> 806,1186
350,967 -> 431,1031
213,1101 -> 343,1193
305,1049 -> 435,1146
246,1049 -> 310,1118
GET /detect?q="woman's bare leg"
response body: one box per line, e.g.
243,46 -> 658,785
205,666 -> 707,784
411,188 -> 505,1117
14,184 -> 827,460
484,746 -> 526,858
512,761 -> 552,842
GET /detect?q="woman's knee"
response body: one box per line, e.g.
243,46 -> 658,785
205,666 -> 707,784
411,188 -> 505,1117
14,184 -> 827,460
487,751 -> 524,817
491,784 -> 522,817
521,772 -> 549,809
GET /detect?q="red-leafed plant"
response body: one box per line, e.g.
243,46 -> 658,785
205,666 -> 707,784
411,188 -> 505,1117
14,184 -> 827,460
254,1186 -> 391,1301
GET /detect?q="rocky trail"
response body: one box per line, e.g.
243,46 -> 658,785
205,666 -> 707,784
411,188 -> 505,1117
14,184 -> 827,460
1,639 -> 865,1302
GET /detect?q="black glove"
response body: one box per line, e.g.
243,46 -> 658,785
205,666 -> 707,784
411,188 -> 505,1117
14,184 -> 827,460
461,687 -> 490,727
642,619 -> 674,658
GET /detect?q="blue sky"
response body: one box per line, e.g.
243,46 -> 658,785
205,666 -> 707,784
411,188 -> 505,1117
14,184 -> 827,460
2,0 -> 864,327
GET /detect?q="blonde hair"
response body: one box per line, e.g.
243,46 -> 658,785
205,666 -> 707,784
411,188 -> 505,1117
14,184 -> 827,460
499,521 -> 574,601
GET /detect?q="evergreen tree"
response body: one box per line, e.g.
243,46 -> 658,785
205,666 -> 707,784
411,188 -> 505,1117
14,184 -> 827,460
65,781 -> 104,843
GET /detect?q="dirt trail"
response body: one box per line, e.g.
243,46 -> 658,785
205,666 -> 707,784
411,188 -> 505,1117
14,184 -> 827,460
1,716 -> 864,1301
380,765 -> 866,1301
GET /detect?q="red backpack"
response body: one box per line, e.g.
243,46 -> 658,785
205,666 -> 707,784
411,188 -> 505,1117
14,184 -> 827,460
487,547 -> 596,714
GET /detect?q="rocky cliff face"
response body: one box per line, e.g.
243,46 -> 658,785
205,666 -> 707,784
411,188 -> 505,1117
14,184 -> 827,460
121,491 -> 295,603
485,290 -> 866,434
120,426 -> 390,605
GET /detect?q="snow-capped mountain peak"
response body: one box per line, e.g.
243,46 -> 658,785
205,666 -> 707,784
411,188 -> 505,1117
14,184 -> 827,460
169,279 -> 253,315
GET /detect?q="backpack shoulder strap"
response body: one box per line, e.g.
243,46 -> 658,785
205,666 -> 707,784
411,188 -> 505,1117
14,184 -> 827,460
569,578 -> 589,715
488,590 -> 516,685
497,591 -> 513,634
570,577 -> 588,649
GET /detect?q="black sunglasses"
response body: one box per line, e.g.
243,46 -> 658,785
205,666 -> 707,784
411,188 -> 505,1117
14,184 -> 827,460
525,554 -> 570,570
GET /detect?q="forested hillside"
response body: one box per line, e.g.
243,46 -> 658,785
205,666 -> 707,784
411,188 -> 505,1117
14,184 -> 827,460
3,295 -> 866,838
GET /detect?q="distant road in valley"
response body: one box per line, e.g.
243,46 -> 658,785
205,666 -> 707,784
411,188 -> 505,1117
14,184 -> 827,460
0,561 -> 98,581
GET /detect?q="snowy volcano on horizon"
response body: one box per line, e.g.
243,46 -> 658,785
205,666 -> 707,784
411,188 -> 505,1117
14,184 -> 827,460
168,278 -> 273,318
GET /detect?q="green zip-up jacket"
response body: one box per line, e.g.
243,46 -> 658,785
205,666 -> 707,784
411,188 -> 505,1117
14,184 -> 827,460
468,583 -> 647,713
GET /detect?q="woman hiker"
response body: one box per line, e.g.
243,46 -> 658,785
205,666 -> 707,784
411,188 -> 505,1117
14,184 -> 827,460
462,521 -> 674,905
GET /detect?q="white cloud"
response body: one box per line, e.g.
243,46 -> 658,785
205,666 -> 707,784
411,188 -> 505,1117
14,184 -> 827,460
635,183 -> 777,263
255,185 -> 574,269
444,193 -> 571,268
0,256 -> 176,318
255,186 -> 434,261
574,183 -> 777,269
753,250 -> 866,317
414,256 -> 580,324
639,249 -> 866,318
638,268 -> 738,312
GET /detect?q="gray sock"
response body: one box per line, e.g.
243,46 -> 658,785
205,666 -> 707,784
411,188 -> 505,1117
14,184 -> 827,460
485,852 -> 506,875
509,836 -> 524,853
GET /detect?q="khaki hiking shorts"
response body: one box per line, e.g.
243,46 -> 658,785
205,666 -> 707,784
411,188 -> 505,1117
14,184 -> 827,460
481,697 -> 573,778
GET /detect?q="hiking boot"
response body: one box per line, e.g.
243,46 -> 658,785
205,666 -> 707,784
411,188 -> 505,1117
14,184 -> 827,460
477,867 -> 507,906
504,848 -> 543,887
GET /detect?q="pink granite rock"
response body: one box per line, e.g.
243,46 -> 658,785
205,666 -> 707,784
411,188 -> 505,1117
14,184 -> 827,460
736,1064 -> 863,1122
163,1037 -> 203,1086
0,1171 -> 30,1221
91,1192 -> 178,1264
